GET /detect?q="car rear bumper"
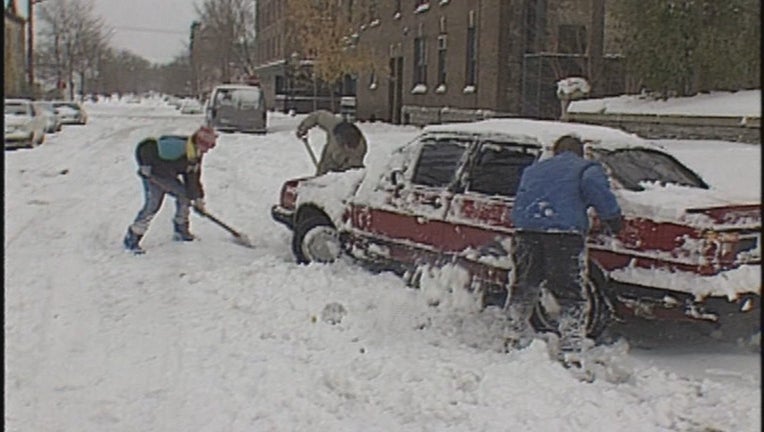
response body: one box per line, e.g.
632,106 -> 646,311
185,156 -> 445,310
606,279 -> 760,329
271,205 -> 294,230
4,131 -> 33,147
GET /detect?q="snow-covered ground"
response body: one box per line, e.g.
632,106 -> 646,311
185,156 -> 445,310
4,97 -> 761,432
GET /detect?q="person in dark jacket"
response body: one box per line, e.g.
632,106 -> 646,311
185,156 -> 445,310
295,110 -> 368,175
122,125 -> 217,254
507,135 -> 623,374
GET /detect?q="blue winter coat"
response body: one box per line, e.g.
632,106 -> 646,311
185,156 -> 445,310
510,151 -> 621,234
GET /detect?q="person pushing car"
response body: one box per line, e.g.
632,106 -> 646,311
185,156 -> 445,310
507,134 -> 623,380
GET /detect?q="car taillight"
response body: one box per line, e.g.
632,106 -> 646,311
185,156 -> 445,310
281,183 -> 298,210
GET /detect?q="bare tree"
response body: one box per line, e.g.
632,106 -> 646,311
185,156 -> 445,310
194,0 -> 257,83
36,0 -> 112,99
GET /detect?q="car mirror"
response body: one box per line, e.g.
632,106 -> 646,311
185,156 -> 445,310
390,169 -> 405,188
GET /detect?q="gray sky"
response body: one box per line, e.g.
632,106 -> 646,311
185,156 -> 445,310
92,0 -> 200,64
11,0 -> 201,64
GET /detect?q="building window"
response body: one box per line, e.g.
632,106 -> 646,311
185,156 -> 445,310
558,24 -> 587,54
414,36 -> 427,86
437,35 -> 447,88
465,15 -> 477,88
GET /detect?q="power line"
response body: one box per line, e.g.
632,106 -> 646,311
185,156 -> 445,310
112,25 -> 188,36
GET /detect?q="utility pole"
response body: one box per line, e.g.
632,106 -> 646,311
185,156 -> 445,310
27,0 -> 35,89
27,0 -> 47,93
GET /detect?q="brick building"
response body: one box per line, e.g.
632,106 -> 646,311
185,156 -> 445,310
253,0 -> 626,123
4,0 -> 26,97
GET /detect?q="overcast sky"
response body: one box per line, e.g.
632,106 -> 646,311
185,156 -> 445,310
12,0 -> 202,64
92,0 -> 200,64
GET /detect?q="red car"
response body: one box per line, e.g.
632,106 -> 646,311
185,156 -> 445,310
272,119 -> 760,340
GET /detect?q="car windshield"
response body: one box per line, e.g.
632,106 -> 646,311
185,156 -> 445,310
592,148 -> 708,191
5,103 -> 29,115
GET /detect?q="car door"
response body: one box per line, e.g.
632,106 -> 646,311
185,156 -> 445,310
447,138 -> 542,249
443,138 -> 542,296
345,134 -> 474,269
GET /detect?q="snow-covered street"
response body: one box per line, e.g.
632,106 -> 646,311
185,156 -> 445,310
4,99 -> 761,432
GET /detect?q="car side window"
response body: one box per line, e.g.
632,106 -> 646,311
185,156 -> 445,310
411,139 -> 469,187
467,142 -> 538,197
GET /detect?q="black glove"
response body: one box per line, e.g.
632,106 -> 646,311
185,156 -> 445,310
192,199 -> 206,214
601,215 -> 623,235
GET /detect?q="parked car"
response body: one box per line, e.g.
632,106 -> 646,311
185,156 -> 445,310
179,98 -> 203,114
271,118 -> 760,340
33,101 -> 62,133
206,84 -> 266,134
166,95 -> 183,109
52,101 -> 88,125
4,98 -> 46,148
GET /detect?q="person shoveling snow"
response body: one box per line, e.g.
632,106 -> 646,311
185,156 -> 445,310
122,125 -> 253,253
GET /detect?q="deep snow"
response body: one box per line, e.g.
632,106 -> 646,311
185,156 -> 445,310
4,94 -> 761,432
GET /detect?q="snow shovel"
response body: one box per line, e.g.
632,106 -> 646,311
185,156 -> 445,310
144,175 -> 254,248
193,207 -> 255,249
301,136 -> 319,169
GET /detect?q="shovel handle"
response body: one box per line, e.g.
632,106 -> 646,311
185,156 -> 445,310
301,137 -> 319,169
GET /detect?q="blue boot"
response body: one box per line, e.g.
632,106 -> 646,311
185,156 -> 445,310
123,228 -> 145,254
173,222 -> 195,242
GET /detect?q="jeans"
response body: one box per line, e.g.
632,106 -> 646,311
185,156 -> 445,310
129,177 -> 191,236
507,230 -> 589,353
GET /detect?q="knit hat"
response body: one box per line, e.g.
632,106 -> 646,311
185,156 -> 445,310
194,126 -> 217,153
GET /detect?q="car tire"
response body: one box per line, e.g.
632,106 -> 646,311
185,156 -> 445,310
529,263 -> 612,341
292,214 -> 340,264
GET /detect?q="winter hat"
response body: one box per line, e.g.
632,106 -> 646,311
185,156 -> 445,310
194,126 -> 217,152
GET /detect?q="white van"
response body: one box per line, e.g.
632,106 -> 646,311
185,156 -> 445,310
206,84 -> 267,134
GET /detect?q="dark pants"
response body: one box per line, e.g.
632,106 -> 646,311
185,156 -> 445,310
129,176 -> 190,236
508,230 -> 589,353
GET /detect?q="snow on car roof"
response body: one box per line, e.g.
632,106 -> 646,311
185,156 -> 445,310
423,118 -> 651,151
213,84 -> 261,90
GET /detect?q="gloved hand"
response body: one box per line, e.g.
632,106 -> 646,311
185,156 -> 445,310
138,165 -> 152,178
295,127 -> 308,139
601,215 -> 624,235
192,198 -> 206,214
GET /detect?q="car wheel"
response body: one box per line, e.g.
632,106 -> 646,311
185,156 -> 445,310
529,264 -> 612,340
292,214 -> 340,264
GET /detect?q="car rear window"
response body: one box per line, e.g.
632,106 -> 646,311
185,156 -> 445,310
593,148 -> 708,191
214,88 -> 262,109
412,139 -> 470,187
467,142 -> 539,196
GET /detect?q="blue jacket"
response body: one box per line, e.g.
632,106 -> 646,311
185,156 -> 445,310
510,151 -> 621,234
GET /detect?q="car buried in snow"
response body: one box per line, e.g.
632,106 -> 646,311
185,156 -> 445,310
271,118 -> 761,341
